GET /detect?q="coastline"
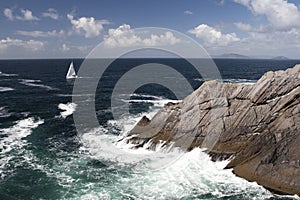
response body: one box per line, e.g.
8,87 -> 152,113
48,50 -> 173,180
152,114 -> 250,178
122,64 -> 300,195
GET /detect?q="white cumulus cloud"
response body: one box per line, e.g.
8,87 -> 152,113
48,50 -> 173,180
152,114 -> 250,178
0,37 -> 44,51
103,24 -> 181,48
188,24 -> 240,46
67,14 -> 109,38
16,9 -> 39,21
234,0 -> 300,29
16,30 -> 64,37
4,8 -> 14,20
42,8 -> 59,20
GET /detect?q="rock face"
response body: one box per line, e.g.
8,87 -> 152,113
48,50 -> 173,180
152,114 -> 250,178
122,64 -> 300,195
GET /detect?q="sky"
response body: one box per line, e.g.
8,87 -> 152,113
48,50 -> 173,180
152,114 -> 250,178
1,0 -> 300,59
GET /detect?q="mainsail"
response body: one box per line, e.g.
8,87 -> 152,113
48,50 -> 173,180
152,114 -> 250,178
66,61 -> 77,79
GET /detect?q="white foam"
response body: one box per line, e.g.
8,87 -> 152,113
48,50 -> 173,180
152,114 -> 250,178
0,86 -> 14,92
79,126 -> 183,172
51,92 -> 299,199
0,117 -> 44,154
0,117 -> 44,177
129,93 -> 164,100
118,93 -> 180,108
74,99 -> 300,199
0,71 -> 18,77
194,78 -> 257,85
107,108 -> 159,137
121,99 -> 180,108
56,94 -> 94,97
77,128 -> 283,199
58,102 -> 77,118
19,79 -> 56,90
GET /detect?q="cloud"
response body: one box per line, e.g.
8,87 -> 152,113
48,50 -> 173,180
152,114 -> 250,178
59,43 -> 92,54
3,8 -> 39,21
184,10 -> 193,15
4,8 -> 14,20
234,22 -> 268,33
213,0 -> 225,6
234,22 -> 252,31
0,37 -> 44,51
67,14 -> 109,38
103,24 -> 181,47
227,27 -> 300,57
16,30 -> 64,37
16,9 -> 39,21
233,0 -> 250,5
61,44 -> 70,52
42,8 -> 59,20
188,24 -> 240,46
234,0 -> 300,29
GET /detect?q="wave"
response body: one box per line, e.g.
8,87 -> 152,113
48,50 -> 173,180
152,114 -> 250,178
119,93 -> 179,108
122,99 -> 180,107
194,78 -> 257,85
43,97 -> 299,199
0,106 -> 12,118
0,117 -> 44,178
113,148 -> 274,199
0,71 -> 18,77
56,93 -> 94,97
74,98 -> 299,199
76,126 -> 277,199
0,86 -> 14,92
0,117 -> 44,154
0,107 -> 29,119
127,93 -> 164,100
19,79 -> 57,90
58,102 -> 77,118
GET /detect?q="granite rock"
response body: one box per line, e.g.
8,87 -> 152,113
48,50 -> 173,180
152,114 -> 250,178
121,64 -> 300,195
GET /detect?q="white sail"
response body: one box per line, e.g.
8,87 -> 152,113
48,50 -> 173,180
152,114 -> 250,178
66,61 -> 77,79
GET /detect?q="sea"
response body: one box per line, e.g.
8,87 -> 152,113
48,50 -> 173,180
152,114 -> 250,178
0,58 -> 299,200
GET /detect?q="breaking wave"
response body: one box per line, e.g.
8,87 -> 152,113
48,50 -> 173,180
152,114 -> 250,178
61,107 -> 295,200
194,78 -> 257,85
119,93 -> 180,108
0,117 -> 44,178
58,102 -> 77,118
19,79 -> 57,90
0,86 -> 14,92
0,71 -> 18,77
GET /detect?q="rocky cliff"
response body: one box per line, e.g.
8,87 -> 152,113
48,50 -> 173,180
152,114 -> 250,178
121,64 -> 300,195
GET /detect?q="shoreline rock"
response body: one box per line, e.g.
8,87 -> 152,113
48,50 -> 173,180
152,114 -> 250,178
121,64 -> 300,195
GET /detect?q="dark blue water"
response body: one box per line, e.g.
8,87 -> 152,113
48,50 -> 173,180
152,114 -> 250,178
0,59 -> 299,200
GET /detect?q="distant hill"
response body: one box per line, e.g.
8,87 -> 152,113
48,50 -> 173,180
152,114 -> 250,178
272,56 -> 289,60
215,53 -> 249,59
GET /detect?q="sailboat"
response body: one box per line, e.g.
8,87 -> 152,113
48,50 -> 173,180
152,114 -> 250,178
66,61 -> 77,79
